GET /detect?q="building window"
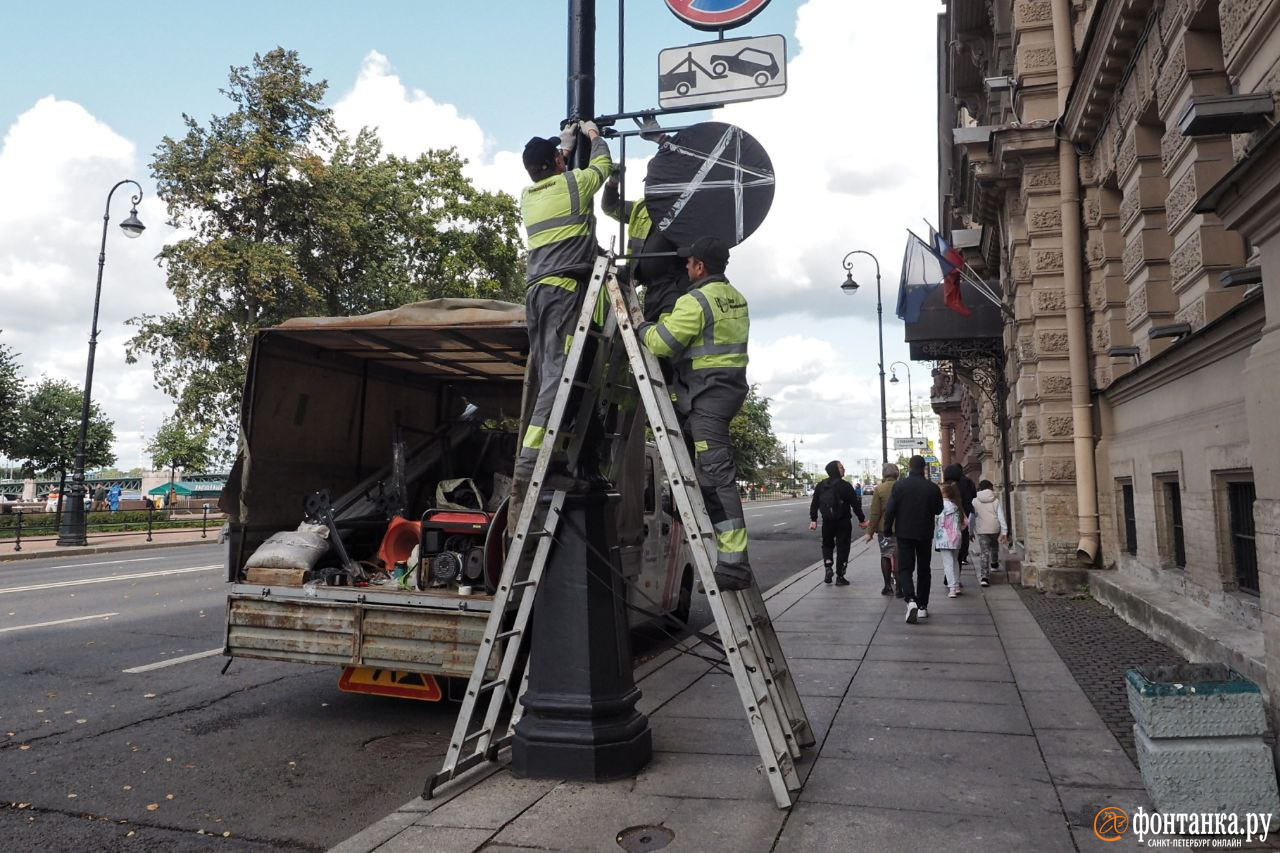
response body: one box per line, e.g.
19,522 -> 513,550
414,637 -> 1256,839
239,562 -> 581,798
1228,481 -> 1258,595
1154,476 -> 1185,569
1119,481 -> 1137,556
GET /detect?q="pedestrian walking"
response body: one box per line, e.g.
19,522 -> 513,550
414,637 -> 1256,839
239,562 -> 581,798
93,483 -> 108,512
935,482 -> 966,598
108,482 -> 122,512
863,462 -> 900,596
972,479 -> 1008,587
943,463 -> 977,575
808,460 -> 866,586
884,455 -> 943,624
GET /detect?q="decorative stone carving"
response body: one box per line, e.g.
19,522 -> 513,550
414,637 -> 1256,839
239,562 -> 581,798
1170,232 -> 1203,287
1222,0 -> 1265,57
1123,235 -> 1146,279
1176,297 -> 1207,331
1033,289 -> 1067,312
1039,330 -> 1069,353
1018,46 -> 1057,74
1120,191 -> 1140,228
1013,255 -> 1032,281
1166,170 -> 1198,225
1161,125 -> 1187,171
1029,208 -> 1063,233
1116,132 -> 1138,179
1024,419 -> 1041,441
1024,168 -> 1059,191
1015,0 -> 1054,25
1080,157 -> 1097,186
1095,321 -> 1112,351
1046,415 -> 1074,437
1157,42 -> 1187,112
1033,249 -> 1064,272
1086,237 -> 1106,268
1047,459 -> 1077,480
1084,198 -> 1102,226
1019,336 -> 1036,361
1126,285 -> 1149,325
1042,374 -> 1072,396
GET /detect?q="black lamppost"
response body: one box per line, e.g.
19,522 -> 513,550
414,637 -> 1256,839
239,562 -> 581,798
791,435 -> 803,490
57,180 -> 145,546
840,250 -> 887,465
889,360 -> 915,438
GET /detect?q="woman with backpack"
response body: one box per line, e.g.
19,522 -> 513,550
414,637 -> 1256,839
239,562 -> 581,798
808,460 -> 866,585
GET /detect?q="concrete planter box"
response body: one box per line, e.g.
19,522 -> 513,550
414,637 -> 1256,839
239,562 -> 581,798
1127,664 -> 1280,817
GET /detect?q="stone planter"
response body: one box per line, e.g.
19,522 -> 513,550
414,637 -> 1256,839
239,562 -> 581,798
1127,663 -> 1280,817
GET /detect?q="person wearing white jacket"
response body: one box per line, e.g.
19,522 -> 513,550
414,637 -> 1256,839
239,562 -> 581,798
971,480 -> 1008,586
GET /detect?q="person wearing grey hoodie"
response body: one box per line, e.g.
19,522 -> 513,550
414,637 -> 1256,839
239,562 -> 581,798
971,479 -> 1008,586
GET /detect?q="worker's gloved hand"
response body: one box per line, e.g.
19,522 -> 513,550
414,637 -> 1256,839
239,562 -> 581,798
579,120 -> 600,138
559,122 -> 579,153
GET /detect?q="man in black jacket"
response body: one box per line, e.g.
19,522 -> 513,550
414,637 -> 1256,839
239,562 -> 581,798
944,463 -> 978,574
808,460 -> 866,585
884,455 -> 943,623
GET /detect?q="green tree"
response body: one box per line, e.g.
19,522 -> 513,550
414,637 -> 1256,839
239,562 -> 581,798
0,331 -> 22,459
10,378 -> 116,515
145,414 -> 217,494
729,385 -> 781,484
127,48 -> 525,447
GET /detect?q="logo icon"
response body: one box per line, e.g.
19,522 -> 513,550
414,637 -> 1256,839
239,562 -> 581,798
664,0 -> 773,31
1095,807 -> 1130,841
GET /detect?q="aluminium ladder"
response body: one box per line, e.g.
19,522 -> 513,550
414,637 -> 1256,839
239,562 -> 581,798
427,251 -> 813,808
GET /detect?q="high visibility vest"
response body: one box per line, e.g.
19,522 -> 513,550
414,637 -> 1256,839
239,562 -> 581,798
640,275 -> 749,399
521,137 -> 613,290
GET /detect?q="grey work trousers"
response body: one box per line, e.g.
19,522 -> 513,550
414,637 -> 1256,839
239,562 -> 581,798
687,389 -> 750,571
514,282 -> 583,484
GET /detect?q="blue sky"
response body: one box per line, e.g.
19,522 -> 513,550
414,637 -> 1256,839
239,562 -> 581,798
1,1 -> 941,478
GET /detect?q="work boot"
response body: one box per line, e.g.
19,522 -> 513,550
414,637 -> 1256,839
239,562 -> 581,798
835,575 -> 850,586
823,562 -> 834,584
714,562 -> 753,592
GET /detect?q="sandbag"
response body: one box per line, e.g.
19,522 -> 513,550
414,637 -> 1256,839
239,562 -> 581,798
244,522 -> 330,571
436,478 -> 485,511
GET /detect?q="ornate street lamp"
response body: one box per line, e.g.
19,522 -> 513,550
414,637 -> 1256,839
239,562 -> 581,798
889,360 -> 915,438
58,180 -> 145,546
840,250 -> 887,465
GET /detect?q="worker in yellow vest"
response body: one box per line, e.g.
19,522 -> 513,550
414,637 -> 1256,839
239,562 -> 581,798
637,236 -> 753,591
510,121 -> 614,529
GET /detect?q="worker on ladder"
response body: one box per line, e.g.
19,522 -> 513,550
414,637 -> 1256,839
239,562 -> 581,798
637,236 -> 754,591
601,178 -> 688,324
511,119 -> 614,530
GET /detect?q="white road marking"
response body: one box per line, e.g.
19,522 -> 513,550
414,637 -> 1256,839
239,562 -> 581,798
0,612 -> 119,633
773,522 -> 787,527
123,648 -> 222,674
0,565 -> 220,596
43,555 -> 177,570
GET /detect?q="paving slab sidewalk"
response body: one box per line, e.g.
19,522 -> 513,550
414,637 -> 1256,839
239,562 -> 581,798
333,546 -> 1154,853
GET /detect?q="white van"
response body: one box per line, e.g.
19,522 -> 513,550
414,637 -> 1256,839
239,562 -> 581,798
221,300 -> 693,701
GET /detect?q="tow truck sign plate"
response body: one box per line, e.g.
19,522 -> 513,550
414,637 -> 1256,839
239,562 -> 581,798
659,34 -> 787,108
664,0 -> 773,31
338,666 -> 443,701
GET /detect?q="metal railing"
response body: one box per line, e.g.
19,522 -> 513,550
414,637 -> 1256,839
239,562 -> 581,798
1,504 -> 222,552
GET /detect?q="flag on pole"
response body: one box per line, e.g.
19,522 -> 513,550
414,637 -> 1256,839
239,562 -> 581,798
896,231 -> 946,324
931,231 -> 972,317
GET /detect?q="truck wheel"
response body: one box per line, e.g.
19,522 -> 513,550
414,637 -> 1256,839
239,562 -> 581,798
671,566 -> 693,626
676,82 -> 691,96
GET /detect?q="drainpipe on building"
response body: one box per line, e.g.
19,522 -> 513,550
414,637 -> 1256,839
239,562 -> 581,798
1051,0 -> 1101,561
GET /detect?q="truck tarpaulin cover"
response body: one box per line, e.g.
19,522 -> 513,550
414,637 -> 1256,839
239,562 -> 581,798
644,121 -> 775,248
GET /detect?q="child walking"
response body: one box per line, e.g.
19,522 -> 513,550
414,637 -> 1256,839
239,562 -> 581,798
935,482 -> 966,598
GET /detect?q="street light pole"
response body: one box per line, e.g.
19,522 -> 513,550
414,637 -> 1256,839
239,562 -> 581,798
889,360 -> 914,438
57,180 -> 146,547
840,250 -> 887,465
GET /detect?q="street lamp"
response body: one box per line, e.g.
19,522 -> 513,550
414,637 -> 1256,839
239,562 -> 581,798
791,435 -> 803,490
889,360 -> 915,438
57,180 -> 145,546
840,250 -> 887,465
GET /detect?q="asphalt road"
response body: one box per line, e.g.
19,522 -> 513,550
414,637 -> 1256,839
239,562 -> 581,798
0,500 -> 838,852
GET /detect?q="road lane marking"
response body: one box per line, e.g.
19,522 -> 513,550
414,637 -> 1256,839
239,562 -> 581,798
43,555 -> 181,570
0,612 -> 119,633
0,565 -> 220,595
123,648 -> 222,674
773,522 -> 787,527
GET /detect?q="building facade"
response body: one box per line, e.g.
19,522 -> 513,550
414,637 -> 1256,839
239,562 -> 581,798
935,0 -> 1280,724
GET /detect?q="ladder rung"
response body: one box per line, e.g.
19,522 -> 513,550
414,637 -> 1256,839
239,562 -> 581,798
461,727 -> 492,743
513,579 -> 538,589
477,679 -> 506,694
495,628 -> 522,641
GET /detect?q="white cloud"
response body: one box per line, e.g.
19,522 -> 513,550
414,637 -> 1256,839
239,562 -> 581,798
0,96 -> 174,472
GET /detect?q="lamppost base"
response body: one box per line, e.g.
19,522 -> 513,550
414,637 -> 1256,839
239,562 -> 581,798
56,493 -> 88,547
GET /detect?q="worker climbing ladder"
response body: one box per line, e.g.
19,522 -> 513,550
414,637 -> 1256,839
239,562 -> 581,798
427,250 -> 813,808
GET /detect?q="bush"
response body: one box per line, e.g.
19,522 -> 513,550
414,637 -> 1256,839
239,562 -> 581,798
0,509 -> 220,539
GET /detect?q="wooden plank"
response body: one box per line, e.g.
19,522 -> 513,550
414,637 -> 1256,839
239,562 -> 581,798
244,567 -> 309,586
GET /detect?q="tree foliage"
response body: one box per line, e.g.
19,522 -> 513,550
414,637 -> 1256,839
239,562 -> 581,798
145,414 -> 217,484
127,48 -> 525,446
0,332 -> 22,459
10,378 -> 116,480
729,385 -> 782,484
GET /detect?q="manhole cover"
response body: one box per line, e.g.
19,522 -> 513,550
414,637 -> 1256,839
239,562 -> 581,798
616,824 -> 674,852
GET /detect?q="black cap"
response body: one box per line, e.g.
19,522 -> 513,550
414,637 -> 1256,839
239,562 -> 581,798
522,136 -> 561,173
676,235 -> 730,269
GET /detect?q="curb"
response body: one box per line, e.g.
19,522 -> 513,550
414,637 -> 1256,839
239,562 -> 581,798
0,536 -> 219,564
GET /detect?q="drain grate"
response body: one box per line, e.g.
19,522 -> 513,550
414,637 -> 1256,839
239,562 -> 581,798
616,824 -> 675,852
